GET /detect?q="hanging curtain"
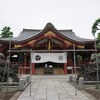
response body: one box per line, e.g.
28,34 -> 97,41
31,52 -> 67,63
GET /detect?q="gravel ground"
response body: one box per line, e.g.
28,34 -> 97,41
85,89 -> 100,100
0,91 -> 17,100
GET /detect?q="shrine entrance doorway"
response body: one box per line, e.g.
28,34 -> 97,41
31,52 -> 67,75
35,62 -> 64,75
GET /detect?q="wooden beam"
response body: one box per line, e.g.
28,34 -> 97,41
8,49 -> 96,53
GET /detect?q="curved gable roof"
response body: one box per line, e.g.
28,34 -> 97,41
0,23 -> 93,43
59,30 -> 93,42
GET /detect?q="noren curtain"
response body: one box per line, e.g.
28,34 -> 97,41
31,52 -> 67,63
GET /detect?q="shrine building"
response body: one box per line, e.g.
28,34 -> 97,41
0,23 -> 95,75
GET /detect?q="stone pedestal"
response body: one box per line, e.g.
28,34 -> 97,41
26,75 -> 30,82
19,79 -> 25,90
79,77 -> 84,89
69,76 -> 72,82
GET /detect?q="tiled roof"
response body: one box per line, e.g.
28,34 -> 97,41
59,30 -> 93,42
0,23 -> 93,43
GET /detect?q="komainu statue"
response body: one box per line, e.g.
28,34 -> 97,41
78,53 -> 100,81
0,53 -> 19,82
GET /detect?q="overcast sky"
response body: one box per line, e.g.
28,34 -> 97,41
0,0 -> 100,39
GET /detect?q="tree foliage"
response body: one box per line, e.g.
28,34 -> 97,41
92,18 -> 100,48
92,18 -> 100,36
0,26 -> 13,38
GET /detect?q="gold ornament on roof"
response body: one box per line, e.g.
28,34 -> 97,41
77,45 -> 84,48
44,31 -> 56,37
28,40 -> 36,45
14,44 -> 22,48
64,40 -> 72,46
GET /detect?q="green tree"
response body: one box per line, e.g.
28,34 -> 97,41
92,18 -> 100,35
0,26 -> 13,38
92,18 -> 100,48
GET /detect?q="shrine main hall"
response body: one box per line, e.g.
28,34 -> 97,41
0,23 -> 95,75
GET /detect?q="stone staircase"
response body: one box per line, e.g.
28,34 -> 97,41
35,67 -> 64,75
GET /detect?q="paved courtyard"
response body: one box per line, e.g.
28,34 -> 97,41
17,75 -> 92,100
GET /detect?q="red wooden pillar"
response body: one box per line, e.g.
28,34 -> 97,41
24,53 -> 27,67
31,63 -> 35,74
24,67 -> 26,74
72,68 -> 73,74
64,63 -> 67,74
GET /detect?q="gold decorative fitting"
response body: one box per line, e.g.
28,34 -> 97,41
77,45 -> 84,48
14,44 -> 22,48
64,40 -> 72,45
28,40 -> 36,45
44,31 -> 56,37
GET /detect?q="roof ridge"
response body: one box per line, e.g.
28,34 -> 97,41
23,29 -> 41,31
58,29 -> 73,31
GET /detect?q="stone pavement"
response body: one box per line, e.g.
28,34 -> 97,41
17,75 -> 92,100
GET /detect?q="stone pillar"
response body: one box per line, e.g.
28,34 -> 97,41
69,75 -> 72,82
19,78 -> 25,90
79,77 -> 84,89
64,63 -> 67,74
32,63 -> 35,74
26,75 -> 30,82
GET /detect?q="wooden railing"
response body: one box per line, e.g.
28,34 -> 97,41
12,61 -> 89,74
